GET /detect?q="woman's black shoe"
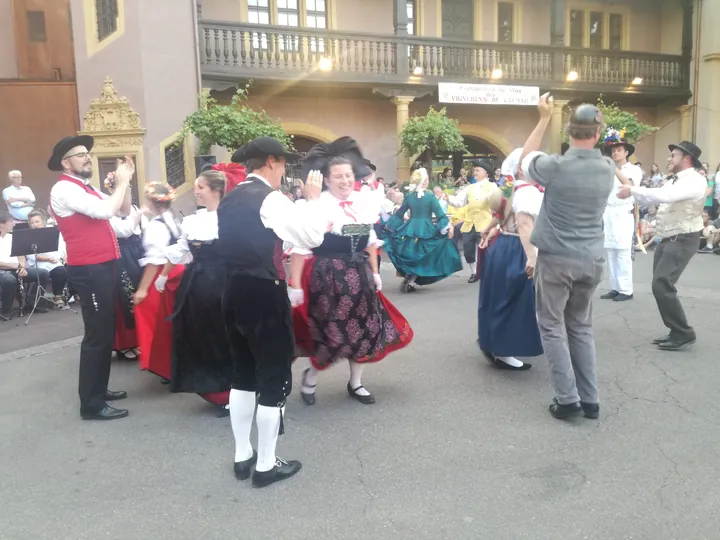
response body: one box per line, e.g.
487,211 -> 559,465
548,398 -> 583,419
300,368 -> 316,406
347,382 -> 375,404
468,274 -> 479,284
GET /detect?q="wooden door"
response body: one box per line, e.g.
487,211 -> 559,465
98,158 -> 140,207
12,0 -> 75,80
442,0 -> 474,40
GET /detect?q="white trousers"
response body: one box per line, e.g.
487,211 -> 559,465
607,248 -> 633,295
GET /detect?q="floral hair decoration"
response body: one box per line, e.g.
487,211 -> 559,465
144,181 -> 176,203
603,128 -> 627,144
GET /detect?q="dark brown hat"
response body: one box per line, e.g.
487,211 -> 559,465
231,136 -> 300,163
669,141 -> 702,167
471,159 -> 495,180
48,135 -> 94,172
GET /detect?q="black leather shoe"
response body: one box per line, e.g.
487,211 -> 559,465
652,334 -> 672,345
468,274 -> 479,284
548,398 -> 583,419
81,405 -> 129,420
252,458 -> 302,488
658,337 -> 696,351
493,357 -> 532,371
347,382 -> 376,404
580,402 -> 599,419
613,293 -> 633,302
300,368 -> 316,406
600,290 -> 618,300
104,390 -> 127,401
233,450 -> 258,480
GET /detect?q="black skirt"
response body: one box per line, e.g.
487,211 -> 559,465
169,243 -> 233,395
116,234 -> 143,329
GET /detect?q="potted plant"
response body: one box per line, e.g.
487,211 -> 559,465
180,84 -> 291,174
399,107 -> 467,182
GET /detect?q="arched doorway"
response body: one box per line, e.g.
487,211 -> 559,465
285,135 -> 322,183
429,135 -> 507,180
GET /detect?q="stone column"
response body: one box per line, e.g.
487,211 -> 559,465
550,0 -> 566,82
549,99 -> 568,154
678,104 -> 692,142
392,96 -> 414,183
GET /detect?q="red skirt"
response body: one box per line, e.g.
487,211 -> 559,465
113,302 -> 137,351
292,254 -> 413,371
134,265 -> 229,407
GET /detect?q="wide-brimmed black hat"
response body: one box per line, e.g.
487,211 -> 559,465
669,141 -> 702,167
48,135 -> 94,172
231,136 -> 300,164
605,139 -> 635,158
301,136 -> 371,181
471,159 -> 495,180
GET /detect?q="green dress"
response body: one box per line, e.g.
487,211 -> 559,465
383,191 -> 463,285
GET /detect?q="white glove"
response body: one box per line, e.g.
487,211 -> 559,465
288,287 -> 304,307
373,273 -> 382,292
154,274 -> 168,293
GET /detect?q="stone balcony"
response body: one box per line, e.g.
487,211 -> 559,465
199,21 -> 691,102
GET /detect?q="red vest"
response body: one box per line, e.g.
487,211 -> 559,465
51,174 -> 120,266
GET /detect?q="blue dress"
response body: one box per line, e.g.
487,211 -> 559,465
477,233 -> 543,357
383,192 -> 463,285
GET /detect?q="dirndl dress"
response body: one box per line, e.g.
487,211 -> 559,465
477,233 -> 543,358
292,232 -> 413,369
168,241 -> 231,405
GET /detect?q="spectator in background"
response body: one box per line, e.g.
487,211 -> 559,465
701,166 -> 714,217
433,186 -> 449,214
650,163 -> 664,186
3,170 -> 36,223
26,209 -> 68,305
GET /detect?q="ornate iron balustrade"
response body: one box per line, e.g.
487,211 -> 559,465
199,21 -> 689,92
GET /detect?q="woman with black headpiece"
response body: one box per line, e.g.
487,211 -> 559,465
289,137 -> 414,406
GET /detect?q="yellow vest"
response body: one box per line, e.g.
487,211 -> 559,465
461,182 -> 494,234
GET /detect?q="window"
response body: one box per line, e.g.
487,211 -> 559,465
569,9 -> 583,47
248,0 -> 270,25
165,143 -> 186,190
609,13 -> 623,50
277,0 -> 299,27
306,0 -> 327,52
407,1 -> 415,35
26,11 -> 46,42
96,0 -> 118,42
568,9 -> 625,50
497,2 -> 515,43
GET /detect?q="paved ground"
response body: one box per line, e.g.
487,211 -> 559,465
1,253 -> 720,540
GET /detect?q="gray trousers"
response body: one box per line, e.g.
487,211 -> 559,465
652,232 -> 700,340
535,252 -> 605,405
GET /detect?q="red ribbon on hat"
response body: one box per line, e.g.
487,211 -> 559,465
212,163 -> 247,191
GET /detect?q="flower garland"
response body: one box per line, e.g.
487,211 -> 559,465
144,182 -> 176,203
603,128 -> 627,144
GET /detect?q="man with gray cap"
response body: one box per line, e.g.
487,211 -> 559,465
520,95 -> 614,420
216,136 -> 329,488
617,141 -> 706,351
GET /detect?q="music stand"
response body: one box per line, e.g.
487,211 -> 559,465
10,227 -> 65,325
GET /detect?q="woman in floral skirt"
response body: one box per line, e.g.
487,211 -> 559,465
289,139 -> 413,406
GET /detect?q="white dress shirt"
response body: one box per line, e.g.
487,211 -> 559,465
50,174 -> 115,220
0,233 -> 19,268
241,174 -> 328,251
166,209 -> 218,265
631,168 -> 706,206
607,162 -> 643,207
140,212 -> 182,267
3,185 -> 36,221
448,180 -> 492,208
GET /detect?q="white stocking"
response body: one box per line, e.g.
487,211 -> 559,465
229,389 -> 256,463
302,365 -> 318,393
469,261 -> 477,276
255,405 -> 283,472
496,356 -> 525,368
348,361 -> 370,396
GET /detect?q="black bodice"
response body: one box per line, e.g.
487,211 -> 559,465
188,240 -> 220,263
312,233 -> 370,256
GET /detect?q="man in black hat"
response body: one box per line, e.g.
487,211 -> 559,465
601,136 -> 643,302
448,159 -> 497,283
48,135 -> 135,420
617,141 -> 706,351
216,136 -> 329,488
520,95 -> 614,420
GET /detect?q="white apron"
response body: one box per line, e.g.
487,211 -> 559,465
603,204 -> 635,250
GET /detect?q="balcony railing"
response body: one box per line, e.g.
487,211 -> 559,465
199,21 -> 689,93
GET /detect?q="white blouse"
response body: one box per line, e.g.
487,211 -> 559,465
166,209 -> 218,265
512,181 -> 544,219
110,205 -> 148,239
140,211 -> 182,267
291,191 -> 379,255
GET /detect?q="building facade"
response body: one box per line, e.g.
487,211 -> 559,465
1,0 -> 716,208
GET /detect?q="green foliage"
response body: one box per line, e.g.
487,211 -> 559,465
562,96 -> 657,145
399,107 -> 467,158
180,85 -> 290,155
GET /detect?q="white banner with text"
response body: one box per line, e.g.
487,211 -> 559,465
438,83 -> 540,106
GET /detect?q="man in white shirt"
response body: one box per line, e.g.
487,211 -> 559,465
3,170 -> 35,222
48,135 -> 135,420
601,137 -> 643,302
618,141 -> 706,351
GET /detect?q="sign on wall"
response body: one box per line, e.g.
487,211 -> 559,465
438,83 -> 540,106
